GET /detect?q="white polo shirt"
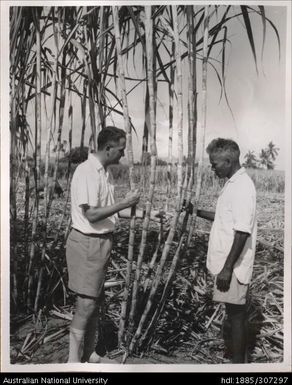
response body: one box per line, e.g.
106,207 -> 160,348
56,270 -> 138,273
207,167 -> 257,284
71,153 -> 117,234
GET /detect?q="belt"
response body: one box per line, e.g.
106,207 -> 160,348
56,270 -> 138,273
72,228 -> 113,238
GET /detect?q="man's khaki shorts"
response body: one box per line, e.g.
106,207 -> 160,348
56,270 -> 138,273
213,271 -> 249,305
66,228 -> 113,299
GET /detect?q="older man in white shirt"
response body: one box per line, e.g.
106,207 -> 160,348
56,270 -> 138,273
197,138 -> 257,363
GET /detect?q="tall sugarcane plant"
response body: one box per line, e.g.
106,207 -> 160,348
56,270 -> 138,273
126,5 -> 158,342
112,5 -> 138,347
9,4 -> 279,355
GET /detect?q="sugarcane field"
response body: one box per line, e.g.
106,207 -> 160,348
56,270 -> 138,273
4,3 -> 290,369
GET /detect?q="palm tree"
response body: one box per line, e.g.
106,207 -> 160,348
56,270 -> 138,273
266,141 -> 279,161
243,150 -> 258,169
259,142 -> 279,169
259,148 -> 274,169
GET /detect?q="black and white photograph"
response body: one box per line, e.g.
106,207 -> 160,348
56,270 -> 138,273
1,0 -> 291,375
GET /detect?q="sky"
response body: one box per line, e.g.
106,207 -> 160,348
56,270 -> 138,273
68,3 -> 288,169
119,4 -> 288,169
202,5 -> 287,170
1,2 -> 290,171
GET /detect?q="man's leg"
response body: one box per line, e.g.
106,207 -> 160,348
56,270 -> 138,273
68,296 -> 98,363
82,305 -> 100,362
225,303 -> 247,363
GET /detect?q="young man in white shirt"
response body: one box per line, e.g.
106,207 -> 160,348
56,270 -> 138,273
66,126 -> 140,363
197,138 -> 257,363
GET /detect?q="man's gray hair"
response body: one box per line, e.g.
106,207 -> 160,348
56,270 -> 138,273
206,138 -> 240,160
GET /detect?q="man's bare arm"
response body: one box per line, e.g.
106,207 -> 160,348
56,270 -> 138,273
118,208 -> 168,222
216,231 -> 250,292
82,190 -> 140,223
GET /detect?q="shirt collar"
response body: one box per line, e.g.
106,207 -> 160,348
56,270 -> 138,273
227,167 -> 246,184
88,153 -> 104,172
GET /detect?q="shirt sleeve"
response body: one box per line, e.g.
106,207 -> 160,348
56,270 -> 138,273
231,179 -> 256,234
73,165 -> 100,208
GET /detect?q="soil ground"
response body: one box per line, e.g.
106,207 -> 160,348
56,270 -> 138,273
9,190 -> 285,367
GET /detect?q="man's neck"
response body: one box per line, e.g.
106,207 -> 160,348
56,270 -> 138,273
93,151 -> 107,169
228,163 -> 241,179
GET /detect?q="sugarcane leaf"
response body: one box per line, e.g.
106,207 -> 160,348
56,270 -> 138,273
194,54 -> 224,107
127,6 -> 145,49
58,23 -> 80,59
120,7 -> 128,49
103,71 -> 145,82
65,62 -> 85,79
113,50 -> 118,92
221,26 -> 227,100
240,5 -> 259,74
155,37 -> 171,84
153,5 -> 167,20
258,6 -> 266,61
41,6 -> 53,33
125,18 -> 131,66
194,11 -> 205,38
161,38 -> 171,57
104,86 -> 137,134
207,5 -> 231,58
221,27 -> 236,123
247,6 -> 281,61
10,7 -> 22,51
103,38 -> 116,86
81,6 -> 99,19
127,6 -> 146,72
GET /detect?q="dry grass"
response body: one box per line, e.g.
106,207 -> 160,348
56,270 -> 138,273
10,169 -> 285,364
10,223 -> 284,364
109,165 -> 285,194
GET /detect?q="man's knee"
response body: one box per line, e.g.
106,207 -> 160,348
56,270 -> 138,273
226,303 -> 246,318
76,296 -> 98,319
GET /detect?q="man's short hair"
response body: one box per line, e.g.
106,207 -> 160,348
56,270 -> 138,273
97,126 -> 126,150
206,138 -> 240,161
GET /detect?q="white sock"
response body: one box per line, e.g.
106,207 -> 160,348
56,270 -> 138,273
67,327 -> 85,363
88,351 -> 101,363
